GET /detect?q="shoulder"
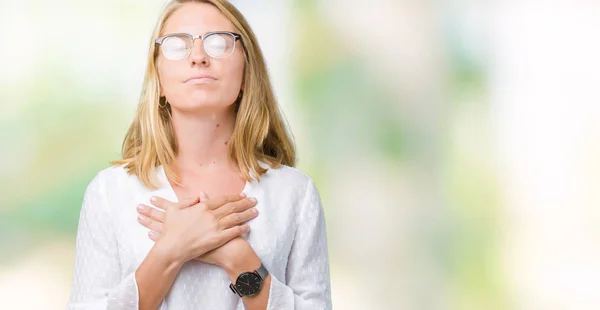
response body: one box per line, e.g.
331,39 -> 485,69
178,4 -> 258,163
263,163 -> 311,183
86,163 -> 139,193
259,164 -> 318,198
89,163 -> 130,182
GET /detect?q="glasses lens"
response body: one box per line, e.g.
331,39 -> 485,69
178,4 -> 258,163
204,33 -> 235,58
161,35 -> 191,60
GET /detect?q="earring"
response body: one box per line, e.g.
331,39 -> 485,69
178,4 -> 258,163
159,97 -> 169,108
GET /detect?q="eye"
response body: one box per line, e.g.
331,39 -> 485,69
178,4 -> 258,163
163,36 -> 189,52
204,33 -> 232,57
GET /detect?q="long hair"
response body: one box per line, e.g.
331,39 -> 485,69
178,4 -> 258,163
111,0 -> 296,190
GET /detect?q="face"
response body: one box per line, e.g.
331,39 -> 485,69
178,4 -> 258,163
156,2 -> 245,114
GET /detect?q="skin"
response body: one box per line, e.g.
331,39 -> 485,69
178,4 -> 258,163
134,3 -> 271,310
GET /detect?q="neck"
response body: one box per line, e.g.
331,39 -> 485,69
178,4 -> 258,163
169,106 -> 237,174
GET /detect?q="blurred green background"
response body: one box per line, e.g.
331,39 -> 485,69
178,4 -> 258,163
1,1 -> 600,309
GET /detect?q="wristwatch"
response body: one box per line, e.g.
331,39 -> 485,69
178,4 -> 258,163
229,263 -> 269,297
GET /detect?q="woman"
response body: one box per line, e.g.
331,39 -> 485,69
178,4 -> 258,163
66,1 -> 332,309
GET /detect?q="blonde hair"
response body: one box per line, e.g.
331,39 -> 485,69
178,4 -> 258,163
111,0 -> 296,190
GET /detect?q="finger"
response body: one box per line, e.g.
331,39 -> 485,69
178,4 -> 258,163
137,204 -> 166,223
204,193 -> 246,210
199,191 -> 209,200
150,196 -> 199,211
213,197 -> 257,219
219,207 -> 258,229
137,214 -> 164,234
219,224 -> 250,242
175,196 -> 201,210
150,196 -> 175,211
148,230 -> 161,242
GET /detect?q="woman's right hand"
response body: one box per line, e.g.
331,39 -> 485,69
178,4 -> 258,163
148,193 -> 258,264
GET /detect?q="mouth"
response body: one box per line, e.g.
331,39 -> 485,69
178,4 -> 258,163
184,75 -> 217,84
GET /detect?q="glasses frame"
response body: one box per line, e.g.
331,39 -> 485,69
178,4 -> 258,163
155,31 -> 243,60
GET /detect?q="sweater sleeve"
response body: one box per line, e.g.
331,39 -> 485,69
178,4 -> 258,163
66,173 -> 139,310
265,178 -> 333,310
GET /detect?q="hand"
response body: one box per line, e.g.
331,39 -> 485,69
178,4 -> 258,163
136,192 -> 259,265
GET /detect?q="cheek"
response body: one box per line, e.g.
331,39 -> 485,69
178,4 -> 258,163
222,63 -> 244,101
157,61 -> 180,94
226,59 -> 245,90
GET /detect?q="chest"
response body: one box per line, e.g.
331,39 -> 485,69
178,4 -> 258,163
112,181 -> 299,278
170,170 -> 247,200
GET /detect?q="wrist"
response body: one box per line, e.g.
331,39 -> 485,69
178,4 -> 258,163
223,250 -> 261,282
153,238 -> 186,268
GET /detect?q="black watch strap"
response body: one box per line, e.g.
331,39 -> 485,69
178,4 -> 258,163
255,263 -> 268,280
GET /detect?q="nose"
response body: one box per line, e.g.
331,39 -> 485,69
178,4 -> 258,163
189,38 -> 210,66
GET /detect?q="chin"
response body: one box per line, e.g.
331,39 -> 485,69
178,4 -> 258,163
168,90 -> 236,113
173,100 -> 231,114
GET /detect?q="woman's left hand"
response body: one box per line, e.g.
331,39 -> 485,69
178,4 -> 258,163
136,194 -> 255,268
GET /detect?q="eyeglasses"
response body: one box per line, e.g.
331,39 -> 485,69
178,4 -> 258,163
155,31 -> 242,60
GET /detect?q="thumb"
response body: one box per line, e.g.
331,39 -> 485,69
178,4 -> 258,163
199,191 -> 209,201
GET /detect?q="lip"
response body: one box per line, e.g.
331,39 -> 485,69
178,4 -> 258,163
184,74 -> 217,84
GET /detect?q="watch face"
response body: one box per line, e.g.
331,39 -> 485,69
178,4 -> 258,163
235,272 -> 262,296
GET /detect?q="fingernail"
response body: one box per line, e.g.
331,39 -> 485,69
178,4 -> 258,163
200,192 -> 209,200
239,192 -> 247,198
137,215 -> 146,221
251,208 -> 258,214
150,196 -> 157,202
249,197 -> 257,203
137,204 -> 145,211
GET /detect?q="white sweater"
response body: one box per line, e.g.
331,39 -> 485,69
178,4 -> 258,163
66,163 -> 332,310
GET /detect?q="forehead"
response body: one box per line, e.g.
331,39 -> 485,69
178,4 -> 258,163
162,2 -> 236,35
